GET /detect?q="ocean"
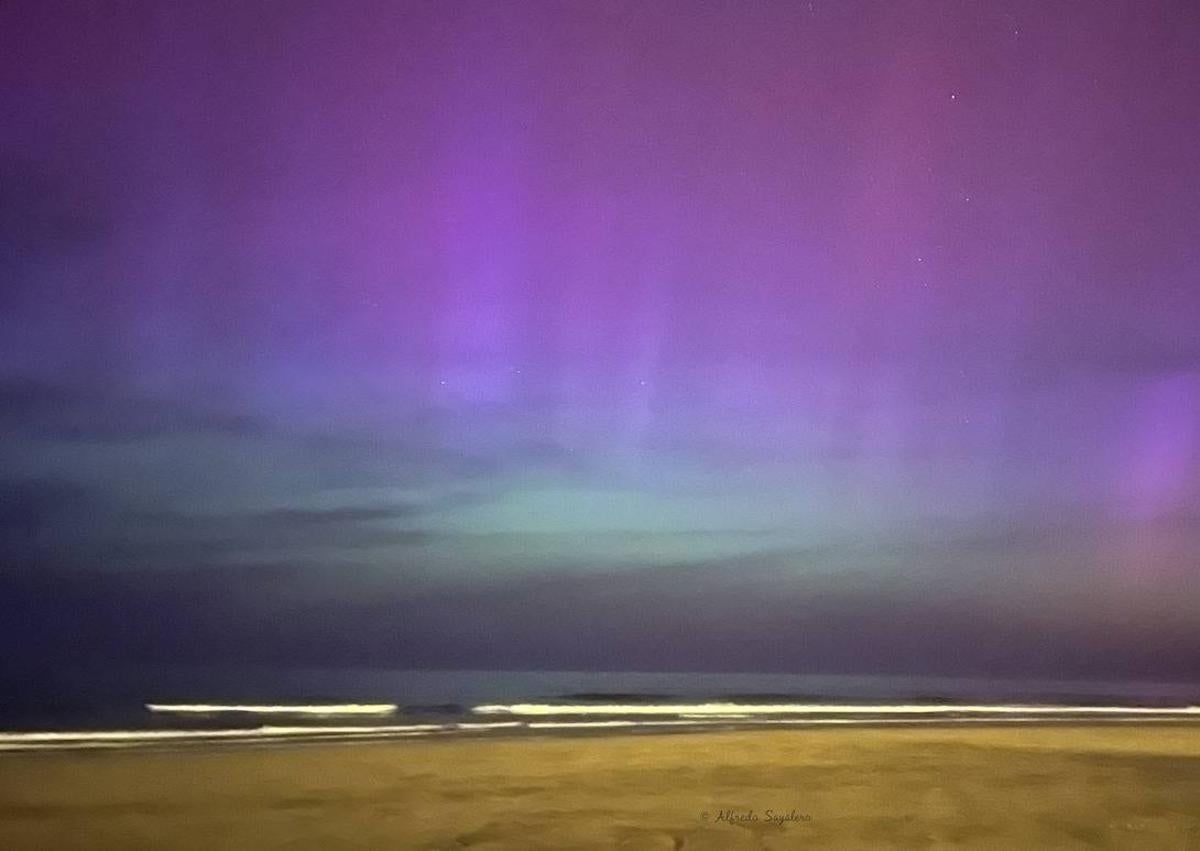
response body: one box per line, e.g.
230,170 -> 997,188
3,668 -> 1198,751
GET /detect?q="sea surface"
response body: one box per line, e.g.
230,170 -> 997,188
3,668 -> 1199,751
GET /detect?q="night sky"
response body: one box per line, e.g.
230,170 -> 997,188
2,1 -> 1198,679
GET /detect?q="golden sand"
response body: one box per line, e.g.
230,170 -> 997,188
2,725 -> 1198,849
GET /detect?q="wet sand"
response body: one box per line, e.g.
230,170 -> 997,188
2,725 -> 1199,849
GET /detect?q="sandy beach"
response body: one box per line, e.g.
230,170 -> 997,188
1,725 -> 1198,849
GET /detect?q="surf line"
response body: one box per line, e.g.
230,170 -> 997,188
146,703 -> 398,716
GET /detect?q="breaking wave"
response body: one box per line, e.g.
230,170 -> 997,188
145,703 -> 398,716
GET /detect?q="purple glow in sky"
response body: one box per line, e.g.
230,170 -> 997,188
2,1 -> 1198,677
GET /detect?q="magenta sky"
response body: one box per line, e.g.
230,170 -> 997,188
2,1 -> 1198,677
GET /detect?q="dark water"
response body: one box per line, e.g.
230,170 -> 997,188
4,667 -> 1198,734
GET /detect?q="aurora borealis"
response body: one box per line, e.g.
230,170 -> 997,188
2,1 -> 1198,678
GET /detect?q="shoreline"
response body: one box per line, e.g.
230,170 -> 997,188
4,715 -> 1200,755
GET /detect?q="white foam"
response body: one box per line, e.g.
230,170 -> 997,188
0,724 -> 445,741
742,716 -> 1200,726
473,702 -> 1200,717
527,720 -> 703,729
0,723 -> 445,750
529,715 -> 1200,733
146,703 -> 398,716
